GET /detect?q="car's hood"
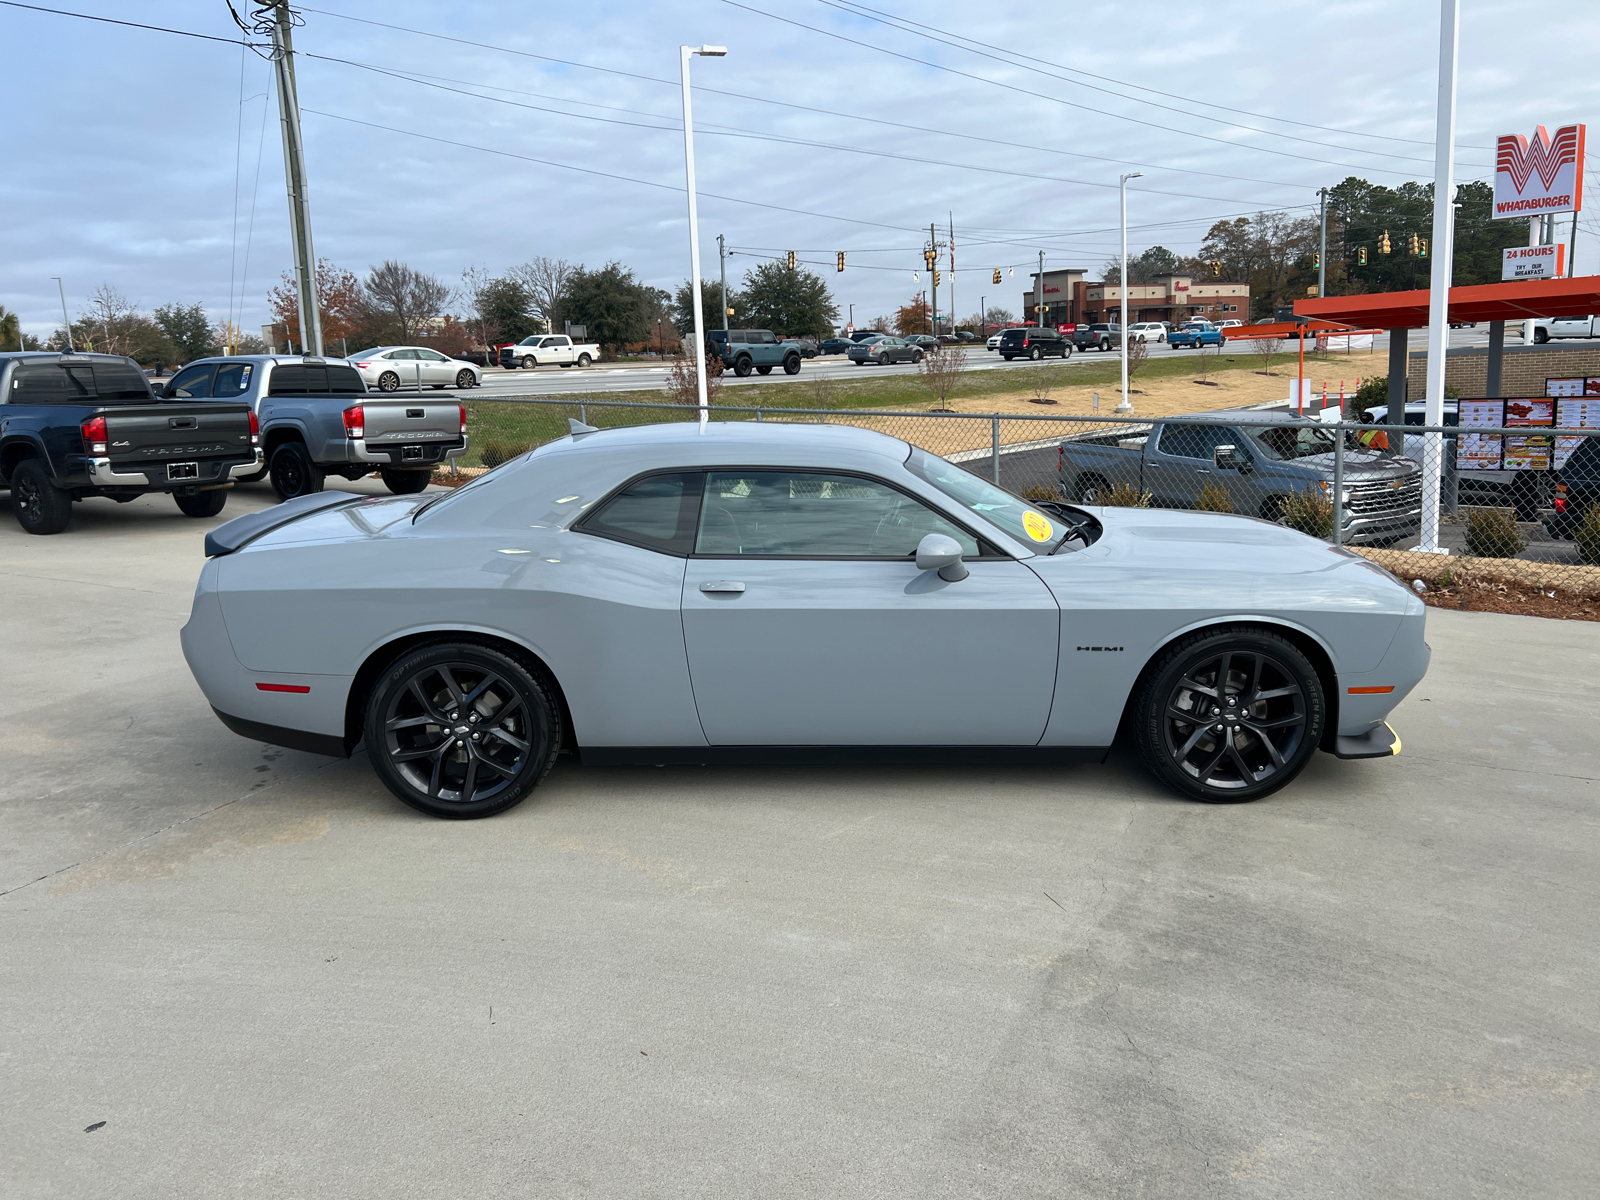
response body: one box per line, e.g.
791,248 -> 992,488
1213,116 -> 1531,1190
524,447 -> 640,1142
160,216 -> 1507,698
1265,450 -> 1419,480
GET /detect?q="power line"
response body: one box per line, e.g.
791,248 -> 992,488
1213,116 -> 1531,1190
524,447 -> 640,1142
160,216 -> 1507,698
823,0 -> 1496,158
721,0 -> 1473,179
0,0 -> 259,46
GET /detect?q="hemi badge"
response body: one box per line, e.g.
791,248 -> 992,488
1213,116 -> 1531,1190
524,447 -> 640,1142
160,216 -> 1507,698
1347,686 -> 1395,694
256,683 -> 311,693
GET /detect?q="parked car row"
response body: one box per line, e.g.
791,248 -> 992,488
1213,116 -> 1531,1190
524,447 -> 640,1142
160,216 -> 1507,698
0,350 -> 469,533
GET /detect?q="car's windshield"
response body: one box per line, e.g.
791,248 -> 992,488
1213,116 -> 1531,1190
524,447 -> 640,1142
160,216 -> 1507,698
905,448 -> 1060,551
1252,423 -> 1341,460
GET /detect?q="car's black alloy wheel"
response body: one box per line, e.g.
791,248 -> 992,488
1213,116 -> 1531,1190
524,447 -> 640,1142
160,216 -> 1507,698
11,459 -> 72,534
366,643 -> 560,819
269,442 -> 324,501
1134,627 -> 1324,802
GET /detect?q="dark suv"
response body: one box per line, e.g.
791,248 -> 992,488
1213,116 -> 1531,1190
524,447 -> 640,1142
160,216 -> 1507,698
1546,434 -> 1600,541
998,326 -> 1071,361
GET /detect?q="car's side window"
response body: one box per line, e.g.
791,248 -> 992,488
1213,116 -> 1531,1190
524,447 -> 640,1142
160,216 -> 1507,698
420,349 -> 449,362
696,471 -> 980,559
213,362 -> 252,394
168,363 -> 216,398
391,349 -> 419,360
577,472 -> 705,556
1158,424 -> 1231,461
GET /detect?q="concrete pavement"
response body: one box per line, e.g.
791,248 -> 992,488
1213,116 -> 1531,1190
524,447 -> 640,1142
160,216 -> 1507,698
1,480 -> 1597,1198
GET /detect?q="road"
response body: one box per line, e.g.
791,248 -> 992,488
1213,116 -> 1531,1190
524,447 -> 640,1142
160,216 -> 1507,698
2,479 -> 1597,1198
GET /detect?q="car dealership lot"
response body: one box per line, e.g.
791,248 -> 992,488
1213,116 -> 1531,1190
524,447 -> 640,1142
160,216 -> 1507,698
2,481 -> 1598,1197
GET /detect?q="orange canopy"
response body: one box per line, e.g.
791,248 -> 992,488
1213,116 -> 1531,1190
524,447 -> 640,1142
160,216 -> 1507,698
1293,275 -> 1600,329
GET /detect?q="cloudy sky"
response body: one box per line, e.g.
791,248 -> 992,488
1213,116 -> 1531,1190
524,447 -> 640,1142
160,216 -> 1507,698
4,0 -> 1600,340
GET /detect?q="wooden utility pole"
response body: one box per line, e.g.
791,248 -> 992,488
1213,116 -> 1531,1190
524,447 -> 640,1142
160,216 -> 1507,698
269,2 -> 322,356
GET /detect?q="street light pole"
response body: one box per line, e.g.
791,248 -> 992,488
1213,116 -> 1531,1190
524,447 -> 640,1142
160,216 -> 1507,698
717,233 -> 728,332
1317,186 -> 1329,298
52,277 -> 73,351
680,43 -> 727,429
1419,0 -> 1459,554
1119,172 -> 1143,412
848,303 -> 854,332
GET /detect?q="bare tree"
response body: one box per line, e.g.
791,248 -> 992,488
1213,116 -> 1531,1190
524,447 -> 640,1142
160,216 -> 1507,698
511,257 -> 576,332
459,265 -> 497,351
1124,334 -> 1149,389
364,261 -> 449,344
1195,341 -> 1218,385
918,341 -> 966,411
663,349 -> 723,407
1248,336 -> 1282,375
83,284 -> 139,353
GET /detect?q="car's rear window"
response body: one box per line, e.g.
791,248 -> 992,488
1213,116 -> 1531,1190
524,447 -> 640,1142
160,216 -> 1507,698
7,359 -> 152,404
269,363 -> 364,394
577,473 -> 705,556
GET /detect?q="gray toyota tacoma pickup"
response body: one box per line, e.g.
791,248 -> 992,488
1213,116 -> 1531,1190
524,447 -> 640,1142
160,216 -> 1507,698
0,351 -> 259,534
1058,410 -> 1423,546
159,355 -> 468,500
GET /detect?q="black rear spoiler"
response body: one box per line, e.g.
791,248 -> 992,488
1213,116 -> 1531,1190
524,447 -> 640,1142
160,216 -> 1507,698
204,491 -> 362,558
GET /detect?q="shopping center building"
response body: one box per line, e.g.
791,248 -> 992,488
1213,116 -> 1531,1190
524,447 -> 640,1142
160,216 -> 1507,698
1023,270 -> 1250,326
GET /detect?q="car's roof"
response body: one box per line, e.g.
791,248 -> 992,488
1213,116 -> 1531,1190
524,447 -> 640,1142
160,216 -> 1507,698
537,419 -> 911,472
0,350 -> 136,363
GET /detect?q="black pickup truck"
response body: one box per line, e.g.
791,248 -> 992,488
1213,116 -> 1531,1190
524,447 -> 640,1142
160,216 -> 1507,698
0,352 -> 260,534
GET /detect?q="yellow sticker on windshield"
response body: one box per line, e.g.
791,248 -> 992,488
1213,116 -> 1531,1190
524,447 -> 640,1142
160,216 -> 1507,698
1022,510 -> 1054,542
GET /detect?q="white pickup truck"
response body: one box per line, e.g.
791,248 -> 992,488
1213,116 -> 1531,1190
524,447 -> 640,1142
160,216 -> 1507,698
498,334 -> 599,369
1531,315 -> 1600,343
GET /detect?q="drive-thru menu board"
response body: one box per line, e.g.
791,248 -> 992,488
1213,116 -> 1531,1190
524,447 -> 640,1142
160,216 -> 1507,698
1456,399 -> 1504,471
1503,399 -> 1555,470
1543,378 -> 1600,467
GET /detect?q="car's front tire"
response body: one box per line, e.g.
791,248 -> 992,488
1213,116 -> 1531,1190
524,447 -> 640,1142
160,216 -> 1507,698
1132,626 -> 1324,803
10,459 -> 72,534
455,369 -> 476,389
365,642 -> 561,819
783,354 -> 802,375
269,442 -> 324,501
520,356 -> 536,369
174,489 -> 228,518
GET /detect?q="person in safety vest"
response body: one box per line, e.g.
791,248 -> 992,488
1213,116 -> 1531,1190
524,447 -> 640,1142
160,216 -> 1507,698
1357,412 -> 1390,451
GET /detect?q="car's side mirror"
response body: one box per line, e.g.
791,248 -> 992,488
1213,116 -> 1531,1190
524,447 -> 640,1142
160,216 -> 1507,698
1213,444 -> 1249,472
915,533 -> 969,581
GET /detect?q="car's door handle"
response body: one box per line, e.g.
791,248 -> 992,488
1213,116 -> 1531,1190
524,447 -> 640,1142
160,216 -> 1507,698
699,580 -> 746,593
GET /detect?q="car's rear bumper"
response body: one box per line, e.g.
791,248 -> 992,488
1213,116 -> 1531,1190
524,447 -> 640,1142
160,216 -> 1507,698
75,452 -> 259,491
345,437 -> 467,465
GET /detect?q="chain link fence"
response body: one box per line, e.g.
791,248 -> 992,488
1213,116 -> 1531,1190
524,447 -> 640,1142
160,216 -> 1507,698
449,396 -> 1600,599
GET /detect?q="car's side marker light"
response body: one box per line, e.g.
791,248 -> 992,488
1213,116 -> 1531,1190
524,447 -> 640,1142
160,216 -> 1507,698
1348,686 -> 1395,694
256,683 -> 311,693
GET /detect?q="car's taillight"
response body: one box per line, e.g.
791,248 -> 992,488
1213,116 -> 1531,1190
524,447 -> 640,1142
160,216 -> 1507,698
343,405 -> 364,439
248,410 -> 260,444
81,415 -> 107,454
458,403 -> 467,434
1554,482 -> 1569,514
352,361 -> 371,369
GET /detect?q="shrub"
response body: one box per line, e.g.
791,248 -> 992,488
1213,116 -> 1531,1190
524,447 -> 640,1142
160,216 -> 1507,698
1194,481 -> 1234,513
1278,489 -> 1334,538
479,439 -> 531,469
1462,506 -> 1526,558
1576,505 -> 1600,566
1019,483 -> 1061,503
1101,480 -> 1152,508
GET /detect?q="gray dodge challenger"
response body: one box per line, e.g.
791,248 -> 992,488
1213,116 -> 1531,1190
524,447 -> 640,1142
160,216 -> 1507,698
182,421 -> 1428,818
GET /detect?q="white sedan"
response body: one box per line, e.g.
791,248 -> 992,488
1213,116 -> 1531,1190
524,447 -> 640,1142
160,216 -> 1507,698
347,347 -> 482,392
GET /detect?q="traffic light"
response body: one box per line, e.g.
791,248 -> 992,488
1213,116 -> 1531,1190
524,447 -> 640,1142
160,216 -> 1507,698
1209,258 -> 1221,276
1358,246 -> 1368,266
1379,230 -> 1391,255
992,268 -> 1002,285
1407,233 -> 1419,257
1313,250 -> 1320,269
836,251 -> 845,272
1418,238 -> 1428,259
933,271 -> 941,288
923,248 -> 936,269
786,250 -> 796,270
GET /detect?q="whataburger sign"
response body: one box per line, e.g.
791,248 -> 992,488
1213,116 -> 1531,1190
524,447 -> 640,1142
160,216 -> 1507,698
1494,124 -> 1585,218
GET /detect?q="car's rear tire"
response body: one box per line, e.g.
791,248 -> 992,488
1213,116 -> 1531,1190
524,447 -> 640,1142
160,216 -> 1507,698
269,442 -> 324,501
10,459 -> 72,534
577,353 -> 592,367
1073,474 -> 1109,504
783,354 -> 802,375
1133,626 -> 1324,803
455,370 -> 476,388
381,468 -> 431,494
377,371 -> 400,392
365,642 -> 561,820
734,356 -> 753,377
174,488 -> 228,518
